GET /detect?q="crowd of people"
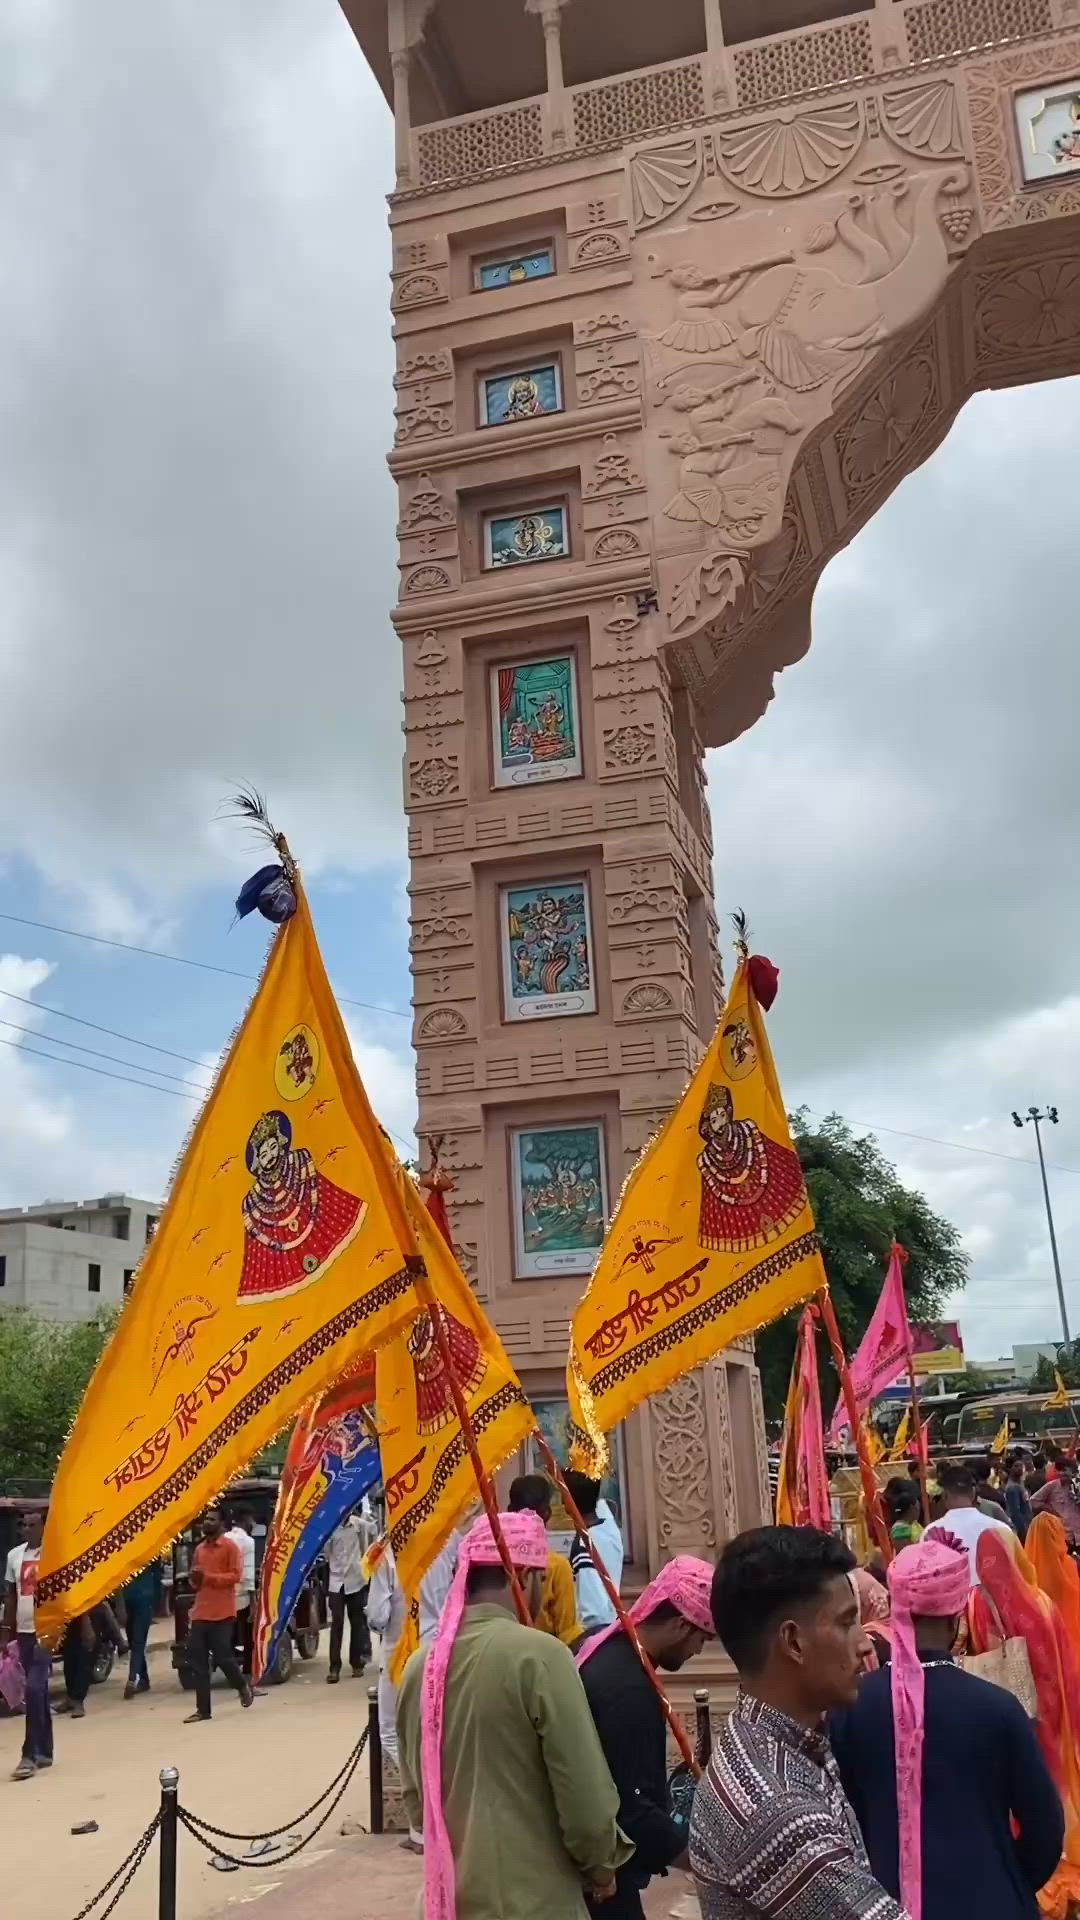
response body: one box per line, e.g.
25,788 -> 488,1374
8,1448 -> 1080,1920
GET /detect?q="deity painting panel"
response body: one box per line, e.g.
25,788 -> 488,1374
480,362 -> 562,429
490,654 -> 582,789
1015,82 -> 1080,182
511,1122 -> 608,1279
500,877 -> 596,1022
484,505 -> 568,570
526,1398 -> 629,1554
476,247 -> 555,291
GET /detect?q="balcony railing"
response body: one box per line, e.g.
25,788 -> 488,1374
403,0 -> 1062,193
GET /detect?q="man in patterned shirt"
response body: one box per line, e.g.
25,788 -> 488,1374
691,1527 -> 907,1920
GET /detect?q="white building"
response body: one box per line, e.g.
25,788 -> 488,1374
0,1195 -> 161,1322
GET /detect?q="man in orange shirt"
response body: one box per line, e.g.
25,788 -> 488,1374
183,1509 -> 253,1723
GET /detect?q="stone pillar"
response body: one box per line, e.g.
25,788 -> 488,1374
527,0 -> 569,150
391,50 -> 413,190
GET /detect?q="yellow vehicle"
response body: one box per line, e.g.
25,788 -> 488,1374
954,1391 -> 1080,1452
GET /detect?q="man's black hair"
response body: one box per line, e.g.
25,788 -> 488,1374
564,1469 -> 601,1515
508,1474 -> 552,1517
939,1463 -> 975,1497
884,1475 -> 920,1514
710,1526 -> 854,1673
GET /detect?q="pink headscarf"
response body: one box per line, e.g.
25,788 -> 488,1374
576,1554 -> 714,1668
421,1512 -> 550,1920
888,1536 -> 971,1920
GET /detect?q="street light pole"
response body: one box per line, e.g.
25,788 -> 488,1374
1012,1105 -> 1068,1343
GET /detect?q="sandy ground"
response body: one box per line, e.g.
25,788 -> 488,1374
1,1625 -> 698,1920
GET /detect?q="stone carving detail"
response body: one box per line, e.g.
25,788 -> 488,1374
586,433 -> 643,495
653,1373 -> 717,1552
733,18 -> 873,111
392,272 -> 445,309
649,165 -> 967,637
417,1007 -> 468,1042
416,101 -> 543,189
906,0 -> 1051,66
966,41 -> 1080,228
397,350 -> 451,384
402,564 -> 452,596
395,404 -> 453,445
412,892 -> 470,947
975,257 -> 1080,356
748,1367 -> 772,1525
578,344 -> 641,406
572,58 -> 704,150
400,473 -> 454,532
703,510 -> 805,647
592,527 -> 643,560
409,756 -> 460,802
621,981 -> 675,1017
574,311 -> 633,342
836,348 -> 938,499
629,137 -> 702,232
571,229 -> 627,268
713,101 -> 863,198
603,722 -> 657,769
881,79 -> 963,160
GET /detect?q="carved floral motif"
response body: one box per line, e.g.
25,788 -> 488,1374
395,405 -> 453,445
976,258 -> 1080,354
409,756 -> 460,802
592,527 -> 643,560
713,101 -> 863,197
603,722 -> 657,768
837,350 -> 937,496
881,79 -> 963,160
620,981 -> 675,1016
400,474 -> 454,532
653,1373 -> 717,1552
571,229 -> 626,267
586,432 -> 643,495
417,1007 -> 468,1042
629,137 -> 702,232
393,272 -> 445,309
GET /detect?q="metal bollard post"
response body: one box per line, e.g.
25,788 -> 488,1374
158,1765 -> 179,1920
367,1686 -> 384,1836
694,1688 -> 712,1769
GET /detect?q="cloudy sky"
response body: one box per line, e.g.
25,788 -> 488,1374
2,0 -> 1077,1363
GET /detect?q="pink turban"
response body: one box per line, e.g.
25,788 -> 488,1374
576,1554 -> 714,1669
888,1536 -> 971,1920
421,1512 -> 550,1920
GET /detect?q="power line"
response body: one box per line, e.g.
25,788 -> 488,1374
0,987 -> 211,1070
0,1035 -> 200,1099
0,1017 -> 212,1093
800,1108 -> 1080,1179
0,910 -> 411,1019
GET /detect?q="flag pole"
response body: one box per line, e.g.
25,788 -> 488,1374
530,1428 -> 699,1777
375,1146 -> 531,1627
906,1360 -> 931,1527
818,1290 -> 892,1561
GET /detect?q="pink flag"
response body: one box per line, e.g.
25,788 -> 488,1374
827,1244 -> 912,1446
776,1307 -> 832,1532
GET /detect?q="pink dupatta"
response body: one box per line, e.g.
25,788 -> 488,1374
888,1535 -> 971,1920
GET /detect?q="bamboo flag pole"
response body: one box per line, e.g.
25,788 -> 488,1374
818,1290 -> 892,1561
906,1359 -> 931,1527
530,1428 -> 700,1778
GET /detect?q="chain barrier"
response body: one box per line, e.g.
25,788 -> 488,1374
68,1810 -> 162,1920
177,1724 -> 368,1868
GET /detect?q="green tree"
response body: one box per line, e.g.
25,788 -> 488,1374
0,1309 -> 118,1487
756,1111 -> 969,1422
1029,1343 -> 1080,1391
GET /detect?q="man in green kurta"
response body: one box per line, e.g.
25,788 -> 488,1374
397,1509 -> 632,1919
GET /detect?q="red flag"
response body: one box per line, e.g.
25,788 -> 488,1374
775,1307 -> 832,1531
421,1166 -> 455,1250
827,1244 -> 912,1445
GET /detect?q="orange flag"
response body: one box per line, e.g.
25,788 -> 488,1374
775,1307 -> 832,1531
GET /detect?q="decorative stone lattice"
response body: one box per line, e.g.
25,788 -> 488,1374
903,0 -> 1052,64
733,20 -> 874,110
571,59 -> 705,149
416,102 -> 543,189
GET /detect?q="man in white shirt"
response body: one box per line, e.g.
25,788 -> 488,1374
325,1512 -> 371,1683
924,1462 -> 1012,1584
3,1508 -> 53,1781
226,1508 -> 258,1675
565,1470 -> 624,1633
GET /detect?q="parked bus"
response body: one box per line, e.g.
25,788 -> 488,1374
954,1391 -> 1080,1451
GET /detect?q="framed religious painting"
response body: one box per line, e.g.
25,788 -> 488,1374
500,876 -> 595,1021
510,1121 -> 608,1278
524,1400 -> 630,1557
490,654 -> 581,789
480,361 -> 563,429
483,504 -> 568,570
1014,82 -> 1080,183
474,244 -> 555,291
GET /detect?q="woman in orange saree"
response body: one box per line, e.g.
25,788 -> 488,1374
1028,1513 -> 1080,1649
971,1529 -> 1080,1919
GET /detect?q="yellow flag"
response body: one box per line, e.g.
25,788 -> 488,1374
37,883 -> 426,1644
887,1405 -> 911,1462
862,1417 -> 885,1467
1044,1368 -> 1070,1411
567,957 -> 825,1471
377,1164 -> 533,1680
990,1413 -> 1011,1456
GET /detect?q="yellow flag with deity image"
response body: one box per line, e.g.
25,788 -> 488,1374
377,1162 -> 534,1681
36,882 -> 429,1645
567,955 -> 826,1473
